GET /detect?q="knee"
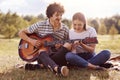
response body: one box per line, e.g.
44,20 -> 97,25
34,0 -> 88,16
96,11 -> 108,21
101,50 -> 111,59
38,51 -> 48,57
65,52 -> 74,61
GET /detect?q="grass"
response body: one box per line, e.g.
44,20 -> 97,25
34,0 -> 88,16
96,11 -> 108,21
0,35 -> 120,80
96,35 -> 120,55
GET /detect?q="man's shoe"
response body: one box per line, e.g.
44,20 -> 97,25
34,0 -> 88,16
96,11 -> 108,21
25,64 -> 41,70
57,66 -> 69,77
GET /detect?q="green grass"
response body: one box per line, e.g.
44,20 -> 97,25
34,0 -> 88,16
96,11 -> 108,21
96,35 -> 120,55
0,35 -> 120,80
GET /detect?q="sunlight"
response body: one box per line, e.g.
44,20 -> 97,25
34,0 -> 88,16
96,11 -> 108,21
44,0 -> 120,18
0,0 -> 120,18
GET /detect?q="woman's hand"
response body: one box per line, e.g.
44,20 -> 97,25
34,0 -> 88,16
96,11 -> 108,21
74,40 -> 80,45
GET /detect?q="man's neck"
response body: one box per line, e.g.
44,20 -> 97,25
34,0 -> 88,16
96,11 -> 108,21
49,19 -> 60,29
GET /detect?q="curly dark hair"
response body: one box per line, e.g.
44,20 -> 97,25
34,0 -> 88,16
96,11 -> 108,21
46,2 -> 64,18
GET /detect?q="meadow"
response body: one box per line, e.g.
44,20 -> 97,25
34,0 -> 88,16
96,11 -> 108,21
0,35 -> 120,80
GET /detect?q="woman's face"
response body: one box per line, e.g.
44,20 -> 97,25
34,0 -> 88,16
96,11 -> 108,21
72,19 -> 84,32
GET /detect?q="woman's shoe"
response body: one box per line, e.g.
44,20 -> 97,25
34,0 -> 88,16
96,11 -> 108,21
95,66 -> 107,70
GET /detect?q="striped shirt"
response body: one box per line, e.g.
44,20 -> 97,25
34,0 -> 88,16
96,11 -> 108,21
27,19 -> 69,40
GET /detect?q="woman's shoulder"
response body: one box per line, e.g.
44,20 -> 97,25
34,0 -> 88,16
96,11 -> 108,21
69,28 -> 74,33
86,25 -> 97,36
86,25 -> 96,31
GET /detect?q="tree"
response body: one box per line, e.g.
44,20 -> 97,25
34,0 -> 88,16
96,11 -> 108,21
89,19 -> 99,33
23,15 -> 33,21
117,19 -> 120,34
29,17 -> 39,25
62,19 -> 71,29
37,13 -> 45,20
109,24 -> 118,39
98,23 -> 107,35
1,24 -> 17,38
14,17 -> 29,37
0,12 -> 4,33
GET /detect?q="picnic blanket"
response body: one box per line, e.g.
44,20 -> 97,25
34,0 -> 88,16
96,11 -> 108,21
101,55 -> 120,71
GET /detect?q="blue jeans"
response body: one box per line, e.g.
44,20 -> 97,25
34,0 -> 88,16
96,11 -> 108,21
37,46 -> 69,70
66,50 -> 111,67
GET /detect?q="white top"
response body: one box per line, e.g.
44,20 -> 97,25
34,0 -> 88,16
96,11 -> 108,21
69,25 -> 97,53
69,25 -> 97,39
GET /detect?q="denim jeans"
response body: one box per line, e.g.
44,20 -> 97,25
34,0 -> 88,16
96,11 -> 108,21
37,46 -> 69,71
66,50 -> 111,67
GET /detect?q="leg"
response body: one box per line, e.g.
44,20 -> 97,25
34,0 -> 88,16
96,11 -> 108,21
88,50 -> 111,65
66,52 -> 107,70
66,52 -> 89,67
37,51 -> 69,77
37,51 -> 58,71
50,46 -> 69,66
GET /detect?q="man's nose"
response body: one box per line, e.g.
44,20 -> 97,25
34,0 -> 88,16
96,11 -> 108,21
58,15 -> 62,19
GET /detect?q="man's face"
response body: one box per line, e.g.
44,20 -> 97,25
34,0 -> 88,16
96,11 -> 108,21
50,12 -> 63,26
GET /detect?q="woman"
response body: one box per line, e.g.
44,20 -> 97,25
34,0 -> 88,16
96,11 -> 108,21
65,12 -> 111,70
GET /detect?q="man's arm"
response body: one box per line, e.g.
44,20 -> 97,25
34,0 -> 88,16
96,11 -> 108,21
18,29 -> 41,47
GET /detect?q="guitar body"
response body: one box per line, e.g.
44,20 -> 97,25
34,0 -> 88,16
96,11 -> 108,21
18,33 -> 53,62
18,33 -> 98,62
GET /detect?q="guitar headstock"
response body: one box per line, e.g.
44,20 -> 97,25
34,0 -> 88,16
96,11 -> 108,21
82,37 -> 98,44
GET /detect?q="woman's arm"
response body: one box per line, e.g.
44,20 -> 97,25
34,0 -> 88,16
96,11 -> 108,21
80,42 -> 96,53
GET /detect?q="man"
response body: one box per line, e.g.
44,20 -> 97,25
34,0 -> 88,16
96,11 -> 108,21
18,2 -> 71,77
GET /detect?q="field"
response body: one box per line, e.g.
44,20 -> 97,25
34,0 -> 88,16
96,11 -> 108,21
0,35 -> 120,80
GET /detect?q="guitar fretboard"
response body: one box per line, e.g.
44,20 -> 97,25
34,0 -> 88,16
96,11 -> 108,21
44,37 -> 98,47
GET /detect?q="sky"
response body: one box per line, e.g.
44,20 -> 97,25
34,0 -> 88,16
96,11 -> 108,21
0,0 -> 120,19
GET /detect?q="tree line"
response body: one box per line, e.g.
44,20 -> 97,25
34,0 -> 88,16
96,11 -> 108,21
0,11 -> 120,39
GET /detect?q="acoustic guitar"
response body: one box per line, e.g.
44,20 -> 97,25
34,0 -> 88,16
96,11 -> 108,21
18,33 -> 98,62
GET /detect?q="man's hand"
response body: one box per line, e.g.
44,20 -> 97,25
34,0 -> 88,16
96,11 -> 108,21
74,40 -> 80,45
63,42 -> 72,51
29,39 -> 42,48
55,43 -> 62,49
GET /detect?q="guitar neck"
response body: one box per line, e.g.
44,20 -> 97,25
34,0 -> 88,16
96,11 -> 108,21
44,37 -> 98,47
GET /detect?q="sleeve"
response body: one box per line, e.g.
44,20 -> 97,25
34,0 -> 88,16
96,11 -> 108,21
89,27 -> 98,44
63,25 -> 69,40
65,26 -> 69,40
69,29 -> 75,40
89,27 -> 97,37
27,21 -> 41,33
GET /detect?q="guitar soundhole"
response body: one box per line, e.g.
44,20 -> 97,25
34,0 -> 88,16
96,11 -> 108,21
34,46 -> 36,50
19,43 -> 28,49
24,43 -> 28,48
